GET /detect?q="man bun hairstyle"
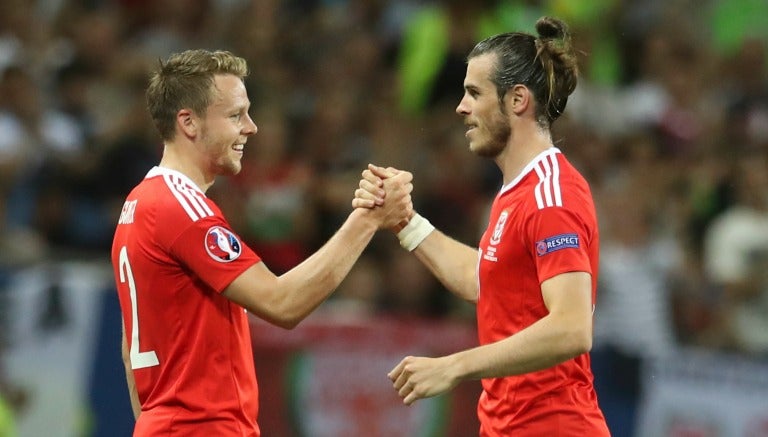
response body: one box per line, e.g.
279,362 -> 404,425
534,17 -> 578,124
468,16 -> 579,128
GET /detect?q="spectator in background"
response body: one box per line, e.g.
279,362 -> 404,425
0,65 -> 89,251
378,250 -> 450,318
53,61 -> 99,145
592,159 -> 681,436
721,38 -> 768,154
322,254 -> 384,319
703,153 -> 768,355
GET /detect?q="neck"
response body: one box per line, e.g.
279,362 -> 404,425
158,142 -> 215,192
496,122 -> 553,186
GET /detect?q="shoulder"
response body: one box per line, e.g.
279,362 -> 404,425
135,168 -> 219,223
520,151 -> 592,212
127,174 -> 221,242
157,172 -> 218,223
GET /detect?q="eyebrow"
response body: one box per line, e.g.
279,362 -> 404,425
228,102 -> 250,112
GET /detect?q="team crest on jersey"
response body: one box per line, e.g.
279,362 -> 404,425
490,210 -> 509,246
536,233 -> 579,257
205,226 -> 242,262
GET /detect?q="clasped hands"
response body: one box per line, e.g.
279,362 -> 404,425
352,164 -> 414,231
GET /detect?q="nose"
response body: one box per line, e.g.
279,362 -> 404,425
243,113 -> 258,135
456,95 -> 469,115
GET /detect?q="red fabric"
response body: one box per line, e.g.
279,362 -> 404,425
112,167 -> 261,436
476,149 -> 608,436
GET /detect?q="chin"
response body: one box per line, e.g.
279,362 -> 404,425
473,142 -> 504,158
468,140 -> 487,155
468,139 -> 483,154
218,162 -> 242,176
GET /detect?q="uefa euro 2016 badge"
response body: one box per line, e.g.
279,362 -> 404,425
205,226 -> 242,262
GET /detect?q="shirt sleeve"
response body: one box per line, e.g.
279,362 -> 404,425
524,205 -> 595,284
168,216 -> 261,293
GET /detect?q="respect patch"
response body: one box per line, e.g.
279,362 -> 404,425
536,233 -> 579,256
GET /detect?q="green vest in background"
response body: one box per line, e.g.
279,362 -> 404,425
0,394 -> 17,437
548,0 -> 621,86
397,6 -> 451,116
711,0 -> 768,54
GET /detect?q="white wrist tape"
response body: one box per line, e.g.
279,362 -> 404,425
396,213 -> 435,251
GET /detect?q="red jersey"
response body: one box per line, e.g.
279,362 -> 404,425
111,166 -> 262,436
476,148 -> 608,436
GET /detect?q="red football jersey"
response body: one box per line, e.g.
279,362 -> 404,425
476,148 -> 608,436
111,167 -> 262,436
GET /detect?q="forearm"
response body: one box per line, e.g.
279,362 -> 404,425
452,313 -> 592,381
225,209 -> 389,328
411,229 -> 480,302
273,208 -> 378,325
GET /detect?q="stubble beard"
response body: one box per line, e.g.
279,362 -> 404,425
208,144 -> 243,177
473,112 -> 510,159
204,135 -> 243,176
218,152 -> 242,176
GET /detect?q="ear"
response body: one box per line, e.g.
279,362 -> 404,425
177,109 -> 197,139
506,84 -> 530,116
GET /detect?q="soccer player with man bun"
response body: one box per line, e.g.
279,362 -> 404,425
356,17 -> 609,435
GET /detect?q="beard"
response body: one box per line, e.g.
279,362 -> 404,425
473,110 -> 510,158
214,150 -> 243,176
218,158 -> 242,175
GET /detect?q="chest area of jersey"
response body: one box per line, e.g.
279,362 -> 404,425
479,197 -> 530,275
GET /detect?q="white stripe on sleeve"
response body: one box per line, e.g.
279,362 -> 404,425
533,164 -> 545,209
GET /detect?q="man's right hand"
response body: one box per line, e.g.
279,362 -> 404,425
352,164 -> 400,208
352,164 -> 413,230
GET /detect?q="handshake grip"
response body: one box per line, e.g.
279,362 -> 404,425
355,164 -> 432,250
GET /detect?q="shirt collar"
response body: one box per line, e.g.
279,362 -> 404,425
499,147 -> 561,195
146,166 -> 206,195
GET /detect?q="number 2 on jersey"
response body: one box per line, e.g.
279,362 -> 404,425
119,246 -> 160,369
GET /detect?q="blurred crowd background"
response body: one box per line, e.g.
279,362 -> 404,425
0,0 -> 767,436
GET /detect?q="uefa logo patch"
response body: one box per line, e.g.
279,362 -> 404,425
536,233 -> 579,257
205,226 -> 242,262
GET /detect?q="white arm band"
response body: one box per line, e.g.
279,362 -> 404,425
396,213 -> 435,252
